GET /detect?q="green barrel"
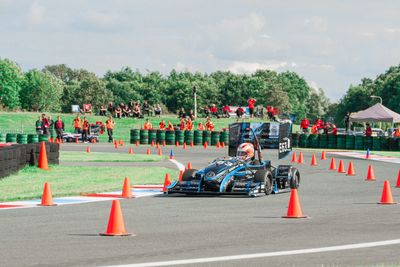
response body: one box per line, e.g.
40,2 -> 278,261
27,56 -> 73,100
354,136 -> 364,150
184,130 -> 194,145
318,134 -> 328,148
175,130 -> 185,145
219,130 -> 229,146
291,133 -> 299,148
0,133 -> 6,142
140,129 -> 149,144
372,137 -> 381,151
6,133 -> 17,143
299,134 -> 309,148
17,134 -> 28,144
336,135 -> 346,149
194,130 -> 203,145
156,130 -> 166,144
28,134 -> 39,143
345,135 -> 355,150
364,137 -> 373,150
39,135 -> 48,142
166,130 -> 175,145
380,137 -> 389,151
203,131 -> 212,145
211,131 -> 221,146
327,134 -> 337,149
308,134 -> 319,148
148,129 -> 157,143
130,129 -> 140,144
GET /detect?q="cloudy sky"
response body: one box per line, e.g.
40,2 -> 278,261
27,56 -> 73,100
1,0 -> 400,101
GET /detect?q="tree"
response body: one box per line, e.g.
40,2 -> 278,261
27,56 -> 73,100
0,58 -> 24,109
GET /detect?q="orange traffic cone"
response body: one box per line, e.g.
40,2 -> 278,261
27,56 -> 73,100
365,165 -> 376,181
178,170 -> 183,181
49,137 -> 53,143
156,142 -> 160,149
176,141 -> 179,147
75,137 -> 79,143
183,143 -> 187,149
158,148 -> 162,156
38,141 -> 49,170
337,160 -> 345,173
128,147 -> 133,154
38,182 -> 57,206
163,140 -> 166,146
204,142 -> 208,149
297,152 -> 304,164
378,180 -> 396,205
311,154 -> 317,166
162,173 -> 172,192
151,140 -> 155,147
121,177 -> 133,198
86,146 -> 91,153
114,141 -> 118,149
216,141 -> 221,148
146,148 -> 150,155
187,162 -> 192,170
321,151 -> 327,160
100,200 -> 132,236
190,141 -> 194,147
291,152 -> 297,163
282,189 -> 307,218
396,169 -> 400,188
329,157 -> 336,170
346,161 -> 356,176
221,142 -> 225,148
135,140 -> 139,147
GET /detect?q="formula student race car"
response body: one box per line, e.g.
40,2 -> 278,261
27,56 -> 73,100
167,122 -> 300,197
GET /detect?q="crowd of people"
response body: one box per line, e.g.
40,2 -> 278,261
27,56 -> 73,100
100,100 -> 162,119
143,116 -> 216,132
300,117 -> 338,135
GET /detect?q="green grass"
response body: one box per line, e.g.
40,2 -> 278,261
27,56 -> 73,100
59,151 -> 167,162
0,111 -> 297,143
0,165 -> 179,202
370,151 -> 400,158
294,147 -> 400,159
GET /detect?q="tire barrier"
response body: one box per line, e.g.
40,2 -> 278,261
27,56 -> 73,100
130,129 -> 140,144
193,130 -> 203,145
184,130 -> 194,145
38,135 -> 48,142
148,129 -> 157,143
219,130 -> 229,145
139,129 -> 149,144
156,130 -> 166,144
211,131 -> 220,146
336,135 -> 346,149
0,142 -> 59,179
17,134 -> 28,144
319,134 -> 328,148
165,130 -> 175,145
327,134 -> 337,149
0,133 -> 6,143
203,131 -> 211,145
175,130 -> 185,145
6,133 -> 17,143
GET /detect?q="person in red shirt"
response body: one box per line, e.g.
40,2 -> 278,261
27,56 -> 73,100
186,118 -> 193,131
143,119 -> 153,130
222,105 -> 232,118
179,118 -> 186,131
54,116 -> 65,142
167,121 -> 174,130
209,104 -> 219,118
82,117 -> 90,142
236,106 -> 245,121
300,117 -> 310,134
197,122 -> 205,131
247,97 -> 256,118
266,106 -> 274,120
205,118 -> 215,131
159,120 -> 166,130
330,123 -> 337,135
365,123 -> 372,137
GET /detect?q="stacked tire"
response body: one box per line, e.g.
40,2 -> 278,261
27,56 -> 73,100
211,131 -> 220,146
156,130 -> 166,145
193,130 -> 203,146
148,129 -> 157,144
203,131 -> 211,145
130,129 -> 140,144
336,135 -> 346,149
38,135 -> 48,142
140,129 -> 149,144
28,134 -> 39,143
175,130 -> 184,145
184,130 -> 193,145
219,130 -> 229,146
166,130 -> 175,145
17,134 -> 28,144
6,133 -> 17,143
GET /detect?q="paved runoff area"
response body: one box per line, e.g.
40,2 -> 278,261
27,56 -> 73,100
1,143 -> 400,267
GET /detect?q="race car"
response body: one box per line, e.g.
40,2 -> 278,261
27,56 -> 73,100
167,123 -> 300,197
62,122 -> 104,143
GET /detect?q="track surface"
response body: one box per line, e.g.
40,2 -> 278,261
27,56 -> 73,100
1,144 -> 400,267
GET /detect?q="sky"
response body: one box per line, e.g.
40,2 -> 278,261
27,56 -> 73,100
1,0 -> 400,101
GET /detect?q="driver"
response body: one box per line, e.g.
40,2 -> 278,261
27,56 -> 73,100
236,143 -> 255,163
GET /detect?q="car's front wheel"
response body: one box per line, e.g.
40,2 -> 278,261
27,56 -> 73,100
181,169 -> 198,181
254,169 -> 273,195
290,168 -> 300,189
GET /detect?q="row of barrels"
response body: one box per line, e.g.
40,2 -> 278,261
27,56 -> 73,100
292,133 -> 400,151
0,133 -> 49,144
130,129 -> 229,146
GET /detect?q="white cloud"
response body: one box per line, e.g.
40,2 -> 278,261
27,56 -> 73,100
357,31 -> 376,38
385,28 -> 400,34
84,11 -> 123,29
227,61 -> 289,74
28,2 -> 45,24
304,16 -> 328,32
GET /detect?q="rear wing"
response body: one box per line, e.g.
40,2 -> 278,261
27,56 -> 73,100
228,122 -> 292,159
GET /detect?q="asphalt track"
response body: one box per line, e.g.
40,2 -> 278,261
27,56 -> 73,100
1,143 -> 400,267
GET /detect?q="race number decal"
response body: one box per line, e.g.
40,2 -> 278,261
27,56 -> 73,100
278,123 -> 292,159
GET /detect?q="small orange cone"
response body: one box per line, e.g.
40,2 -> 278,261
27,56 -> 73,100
297,152 -> 304,164
291,152 -> 297,163
365,165 -> 376,181
282,189 -> 307,218
204,142 -> 208,149
337,160 -> 345,173
121,177 -> 133,198
378,180 -> 396,205
75,137 -> 79,143
187,162 -> 192,170
176,141 -> 179,147
346,161 -> 356,176
38,141 -> 49,170
86,146 -> 91,153
178,170 -> 183,181
146,148 -> 150,155
114,141 -> 119,149
183,143 -> 187,149
49,137 -> 54,143
190,141 -> 194,147
100,200 -> 132,236
163,140 -> 166,146
396,169 -> 400,188
162,173 -> 172,192
93,138 -> 97,143
329,157 -> 336,170
158,148 -> 162,156
156,142 -> 160,149
151,140 -> 155,147
135,140 -> 139,147
38,182 -> 57,206
216,141 -> 221,148
128,147 -> 133,154
321,151 -> 327,160
221,142 -> 225,148
311,154 -> 317,166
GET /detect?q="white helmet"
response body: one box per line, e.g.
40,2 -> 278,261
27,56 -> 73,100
236,143 -> 255,161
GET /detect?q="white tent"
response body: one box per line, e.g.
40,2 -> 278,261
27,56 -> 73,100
349,103 -> 400,123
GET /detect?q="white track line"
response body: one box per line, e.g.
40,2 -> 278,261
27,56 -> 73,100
168,159 -> 185,171
105,239 -> 400,267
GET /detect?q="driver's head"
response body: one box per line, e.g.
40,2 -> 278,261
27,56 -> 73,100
236,143 -> 254,161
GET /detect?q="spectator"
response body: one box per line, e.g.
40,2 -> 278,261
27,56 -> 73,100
107,102 -> 115,116
330,123 -> 338,135
205,117 -> 215,131
300,117 -> 310,134
179,118 -> 186,130
178,107 -> 186,119
154,104 -> 162,117
222,105 -> 231,118
188,109 -> 195,120
266,106 -> 274,120
35,116 -> 42,135
143,118 -> 153,130
202,105 -> 210,117
247,97 -> 256,118
132,102 -> 141,118
82,117 -> 90,142
115,105 -> 122,119
128,100 -> 135,111
99,105 -> 107,116
41,113 -> 50,137
344,112 -> 350,131
236,106 -> 245,121
105,116 -> 115,142
197,122 -> 205,131
55,116 -> 64,142
48,115 -> 55,139
72,114 -> 82,134
209,104 -> 219,118
393,125 -> 400,137
272,107 -> 279,120
159,119 -> 166,130
122,104 -> 131,117
365,123 -> 372,137
186,117 -> 194,131
142,100 -> 151,117
311,124 -> 318,134
167,120 -> 174,130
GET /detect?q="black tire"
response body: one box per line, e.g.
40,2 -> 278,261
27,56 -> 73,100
290,168 -> 300,189
181,169 -> 198,181
254,169 -> 273,195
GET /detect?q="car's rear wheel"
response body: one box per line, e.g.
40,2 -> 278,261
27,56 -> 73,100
181,169 -> 198,181
254,170 -> 273,195
290,168 -> 300,189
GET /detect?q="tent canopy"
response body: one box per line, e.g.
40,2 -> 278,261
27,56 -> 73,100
350,103 -> 400,123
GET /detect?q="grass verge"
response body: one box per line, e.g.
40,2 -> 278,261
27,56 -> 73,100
59,151 -> 167,162
0,165 -> 179,202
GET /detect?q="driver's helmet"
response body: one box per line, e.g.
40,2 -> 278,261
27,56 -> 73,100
236,143 -> 255,161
